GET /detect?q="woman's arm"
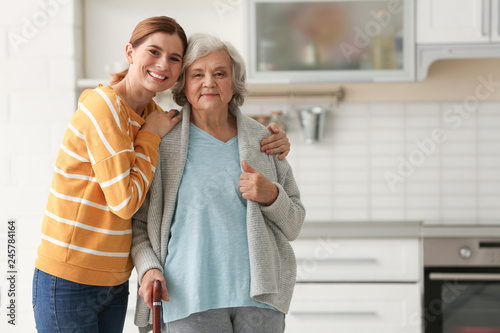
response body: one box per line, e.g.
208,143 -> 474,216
130,191 -> 163,280
261,123 -> 291,160
130,165 -> 170,309
131,194 -> 169,309
83,93 -> 180,219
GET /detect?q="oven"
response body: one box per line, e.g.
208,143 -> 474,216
424,238 -> 500,333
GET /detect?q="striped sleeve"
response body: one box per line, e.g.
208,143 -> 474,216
78,89 -> 161,219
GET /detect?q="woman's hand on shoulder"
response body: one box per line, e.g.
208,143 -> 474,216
142,109 -> 182,138
260,123 -> 290,160
138,268 -> 169,309
239,160 -> 278,206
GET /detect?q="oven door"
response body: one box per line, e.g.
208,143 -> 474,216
424,267 -> 500,333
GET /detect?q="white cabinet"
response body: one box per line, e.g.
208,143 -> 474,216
416,0 -> 500,80
287,283 -> 421,333
247,0 -> 415,83
417,0 -> 499,44
288,238 -> 422,333
294,238 -> 420,282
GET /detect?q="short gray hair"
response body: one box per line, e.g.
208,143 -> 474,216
172,33 -> 248,108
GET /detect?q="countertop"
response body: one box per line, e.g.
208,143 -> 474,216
298,221 -> 500,239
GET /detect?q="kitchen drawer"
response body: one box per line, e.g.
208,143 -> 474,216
286,283 -> 421,333
292,238 -> 420,282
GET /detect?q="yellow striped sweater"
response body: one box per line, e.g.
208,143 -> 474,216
35,85 -> 162,286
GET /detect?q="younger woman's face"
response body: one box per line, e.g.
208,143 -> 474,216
126,32 -> 184,93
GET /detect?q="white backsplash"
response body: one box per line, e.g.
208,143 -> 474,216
233,100 -> 500,225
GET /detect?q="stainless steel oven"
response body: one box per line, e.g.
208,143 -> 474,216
424,238 -> 500,333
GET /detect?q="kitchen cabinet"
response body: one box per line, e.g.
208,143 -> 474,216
247,0 -> 415,83
417,0 -> 500,44
293,238 -> 419,282
287,283 -> 421,333
416,0 -> 500,80
288,238 -> 421,333
78,0 -> 415,87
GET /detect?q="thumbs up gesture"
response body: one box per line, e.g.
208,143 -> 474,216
239,160 -> 278,206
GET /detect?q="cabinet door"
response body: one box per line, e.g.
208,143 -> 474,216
417,0 -> 490,44
248,0 -> 415,82
286,283 -> 421,333
292,238 -> 420,282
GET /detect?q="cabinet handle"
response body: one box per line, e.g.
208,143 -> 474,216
497,0 -> 500,35
291,310 -> 377,316
429,272 -> 500,281
483,0 -> 492,36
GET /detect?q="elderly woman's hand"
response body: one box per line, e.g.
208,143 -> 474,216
239,160 -> 279,206
138,268 -> 169,309
261,123 -> 290,160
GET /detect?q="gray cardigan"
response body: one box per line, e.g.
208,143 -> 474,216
131,104 -> 305,331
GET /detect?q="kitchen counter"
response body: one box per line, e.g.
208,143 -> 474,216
298,221 -> 423,238
422,225 -> 500,238
298,221 -> 500,239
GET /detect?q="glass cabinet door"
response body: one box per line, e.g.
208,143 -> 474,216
248,0 -> 414,83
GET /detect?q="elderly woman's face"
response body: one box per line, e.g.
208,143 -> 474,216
184,50 -> 234,113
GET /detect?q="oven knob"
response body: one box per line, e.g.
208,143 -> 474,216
459,246 -> 472,259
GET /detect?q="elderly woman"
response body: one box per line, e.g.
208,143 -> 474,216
131,33 -> 305,333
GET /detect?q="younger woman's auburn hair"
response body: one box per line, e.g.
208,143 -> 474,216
110,16 -> 188,85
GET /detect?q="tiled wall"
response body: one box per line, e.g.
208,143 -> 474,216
236,100 -> 500,225
0,1 -> 79,331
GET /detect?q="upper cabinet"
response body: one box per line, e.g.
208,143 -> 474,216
416,0 -> 500,80
247,0 -> 415,83
76,0 -> 500,88
417,0 -> 500,44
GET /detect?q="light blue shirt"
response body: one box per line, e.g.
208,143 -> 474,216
162,123 -> 274,323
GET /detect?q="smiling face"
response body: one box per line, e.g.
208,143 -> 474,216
126,32 -> 184,93
184,50 -> 235,113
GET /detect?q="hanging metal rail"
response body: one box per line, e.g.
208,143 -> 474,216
247,87 -> 345,102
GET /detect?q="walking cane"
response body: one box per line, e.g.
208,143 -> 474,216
152,279 -> 162,333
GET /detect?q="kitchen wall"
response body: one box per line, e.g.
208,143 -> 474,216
242,99 -> 500,225
1,0 -> 500,332
0,0 -> 79,331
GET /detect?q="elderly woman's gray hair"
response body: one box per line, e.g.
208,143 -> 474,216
172,33 -> 248,108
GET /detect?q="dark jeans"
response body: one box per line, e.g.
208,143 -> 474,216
32,268 -> 129,333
